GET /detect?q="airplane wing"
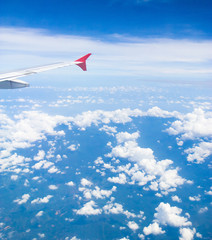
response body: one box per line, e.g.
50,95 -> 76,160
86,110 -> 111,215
0,53 -> 91,89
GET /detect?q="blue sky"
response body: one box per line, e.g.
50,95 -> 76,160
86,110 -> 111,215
0,0 -> 212,39
0,1 -> 212,240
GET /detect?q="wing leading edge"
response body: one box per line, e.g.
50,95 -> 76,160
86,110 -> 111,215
0,53 -> 91,89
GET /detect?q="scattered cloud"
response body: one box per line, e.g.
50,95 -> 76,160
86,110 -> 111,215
31,195 -> 53,204
48,185 -> 58,190
36,211 -> 44,217
143,222 -> 165,235
198,207 -> 208,214
14,194 -> 30,205
75,201 -> 102,216
179,228 -> 196,240
189,195 -> 201,202
127,221 -> 139,231
185,141 -> 212,164
172,195 -> 182,203
80,178 -> 93,187
154,202 -> 192,227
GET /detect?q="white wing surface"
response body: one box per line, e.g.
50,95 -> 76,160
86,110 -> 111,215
0,53 -> 91,89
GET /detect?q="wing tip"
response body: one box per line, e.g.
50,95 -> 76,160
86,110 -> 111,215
74,53 -> 92,71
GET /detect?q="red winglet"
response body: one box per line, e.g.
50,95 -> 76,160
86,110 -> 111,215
74,53 -> 92,71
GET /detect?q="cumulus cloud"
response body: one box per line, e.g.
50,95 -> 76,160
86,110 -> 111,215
75,201 -> 102,216
179,228 -> 196,240
48,185 -> 58,190
198,207 -> 208,214
166,108 -> 212,140
185,141 -> 212,164
68,144 -> 80,151
108,131 -> 187,193
189,195 -> 201,201
81,178 -> 93,187
66,181 -> 75,186
172,195 -> 182,203
31,195 -> 53,204
116,132 -> 140,144
34,150 -> 45,161
154,202 -> 191,227
143,222 -> 165,235
79,186 -> 116,200
14,194 -> 30,204
127,221 -> 139,231
108,173 -> 127,184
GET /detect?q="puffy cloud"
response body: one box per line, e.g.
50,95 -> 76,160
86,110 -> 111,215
185,142 -> 212,164
108,173 -> 127,184
143,222 -> 165,235
154,202 -> 191,227
34,150 -> 45,161
172,195 -> 182,203
103,203 -> 124,215
81,178 -> 93,187
31,195 -> 53,204
14,194 -> 30,204
127,221 -> 139,231
79,186 -> 116,200
166,108 -> 212,140
65,181 -> 75,186
116,132 -> 140,144
108,131 -> 186,193
48,185 -> 58,190
48,166 -> 60,174
179,228 -> 196,240
75,201 -> 102,216
198,207 -> 208,214
68,144 -> 80,151
189,195 -> 201,201
11,175 -> 18,181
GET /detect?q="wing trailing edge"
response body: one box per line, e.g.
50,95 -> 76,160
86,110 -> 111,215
0,53 -> 92,89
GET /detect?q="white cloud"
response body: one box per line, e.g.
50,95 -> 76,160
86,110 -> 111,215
31,195 -> 53,204
166,109 -> 212,140
127,221 -> 139,231
172,195 -> 182,203
48,185 -> 58,190
189,195 -> 201,202
179,228 -> 196,240
116,132 -> 140,144
154,202 -> 191,227
48,166 -> 60,173
143,222 -> 165,235
185,141 -> 212,164
108,173 -> 127,184
75,201 -> 102,216
196,232 -> 202,238
14,194 -> 30,204
108,131 -> 186,193
34,150 -> 45,161
1,27 -> 212,79
198,207 -> 208,214
79,186 -> 116,200
36,211 -> 44,217
81,178 -> 93,187
103,203 -> 124,215
11,175 -> 18,181
68,144 -> 80,151
66,181 -> 75,186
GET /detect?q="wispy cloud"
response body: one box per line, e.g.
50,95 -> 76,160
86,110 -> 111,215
0,27 -> 212,81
